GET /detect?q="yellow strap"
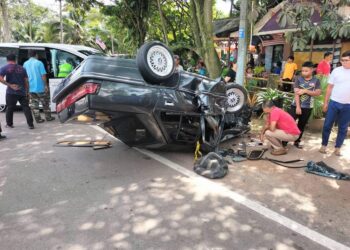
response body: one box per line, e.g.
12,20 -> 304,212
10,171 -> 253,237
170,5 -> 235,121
194,141 -> 202,161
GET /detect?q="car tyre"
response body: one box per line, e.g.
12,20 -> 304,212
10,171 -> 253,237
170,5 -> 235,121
136,41 -> 175,84
225,84 -> 247,114
0,104 -> 6,112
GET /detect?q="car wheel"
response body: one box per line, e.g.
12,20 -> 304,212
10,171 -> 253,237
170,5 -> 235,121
0,104 -> 6,112
226,84 -> 247,114
136,41 -> 175,84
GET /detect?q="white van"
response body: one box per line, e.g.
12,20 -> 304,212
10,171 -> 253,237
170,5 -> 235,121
0,43 -> 103,112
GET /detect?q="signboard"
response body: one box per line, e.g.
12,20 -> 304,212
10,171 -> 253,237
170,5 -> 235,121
239,28 -> 245,39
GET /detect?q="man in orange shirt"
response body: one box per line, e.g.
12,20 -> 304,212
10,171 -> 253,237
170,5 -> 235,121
316,52 -> 333,76
281,56 -> 298,92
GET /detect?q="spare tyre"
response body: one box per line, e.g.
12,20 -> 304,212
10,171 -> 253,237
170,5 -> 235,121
136,41 -> 175,84
226,83 -> 247,113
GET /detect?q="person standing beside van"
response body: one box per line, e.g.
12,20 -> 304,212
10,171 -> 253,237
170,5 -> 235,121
23,50 -> 55,123
0,54 -> 34,129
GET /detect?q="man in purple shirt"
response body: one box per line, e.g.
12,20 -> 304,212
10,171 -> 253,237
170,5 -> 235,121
0,54 -> 34,129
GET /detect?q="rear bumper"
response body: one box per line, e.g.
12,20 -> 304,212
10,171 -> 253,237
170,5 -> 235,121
57,95 -> 90,123
57,94 -> 167,148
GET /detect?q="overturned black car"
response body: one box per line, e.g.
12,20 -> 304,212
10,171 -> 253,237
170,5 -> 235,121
53,41 -> 251,151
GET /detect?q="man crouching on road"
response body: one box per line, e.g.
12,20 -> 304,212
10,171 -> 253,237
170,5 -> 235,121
260,101 -> 301,155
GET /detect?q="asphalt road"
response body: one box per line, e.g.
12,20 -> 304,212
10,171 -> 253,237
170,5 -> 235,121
0,112 -> 349,250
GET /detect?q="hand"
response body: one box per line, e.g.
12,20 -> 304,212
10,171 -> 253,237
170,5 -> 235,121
296,89 -> 306,95
45,86 -> 49,94
9,84 -> 19,91
323,103 -> 328,113
296,107 -> 302,115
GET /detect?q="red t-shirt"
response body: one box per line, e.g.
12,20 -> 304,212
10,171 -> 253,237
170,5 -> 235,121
269,107 -> 300,135
316,60 -> 331,76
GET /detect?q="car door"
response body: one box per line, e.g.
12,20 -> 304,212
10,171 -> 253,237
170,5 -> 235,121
48,48 -> 83,112
0,46 -> 19,112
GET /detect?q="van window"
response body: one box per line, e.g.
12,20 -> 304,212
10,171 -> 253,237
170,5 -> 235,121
78,50 -> 105,56
50,49 -> 83,78
18,48 -> 47,66
0,47 -> 18,67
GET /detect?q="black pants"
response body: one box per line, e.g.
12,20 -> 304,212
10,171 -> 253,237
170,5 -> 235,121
6,94 -> 34,127
282,78 -> 293,92
289,105 -> 312,143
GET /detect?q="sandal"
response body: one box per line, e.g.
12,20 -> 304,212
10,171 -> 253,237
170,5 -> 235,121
319,146 -> 327,154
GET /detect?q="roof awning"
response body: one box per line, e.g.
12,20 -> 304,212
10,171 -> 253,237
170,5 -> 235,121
213,18 -> 240,38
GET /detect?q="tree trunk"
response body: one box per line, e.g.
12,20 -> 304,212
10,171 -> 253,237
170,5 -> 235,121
156,0 -> 168,45
190,0 -> 221,78
0,0 -> 11,42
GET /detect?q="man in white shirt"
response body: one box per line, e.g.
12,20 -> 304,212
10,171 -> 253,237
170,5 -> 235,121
320,50 -> 350,156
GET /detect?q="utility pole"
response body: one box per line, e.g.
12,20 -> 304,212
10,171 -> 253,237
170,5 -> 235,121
59,0 -> 63,43
111,34 -> 114,54
236,0 -> 249,85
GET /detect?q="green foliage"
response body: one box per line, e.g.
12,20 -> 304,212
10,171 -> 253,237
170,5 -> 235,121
253,65 -> 265,77
277,0 -> 350,51
256,88 -> 290,109
102,0 -> 152,48
311,75 -> 328,120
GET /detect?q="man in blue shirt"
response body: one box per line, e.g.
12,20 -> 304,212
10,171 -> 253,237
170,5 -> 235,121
23,50 -> 54,123
0,54 -> 34,129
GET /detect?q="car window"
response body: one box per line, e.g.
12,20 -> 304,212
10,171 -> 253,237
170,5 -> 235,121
0,47 -> 18,67
50,49 -> 83,78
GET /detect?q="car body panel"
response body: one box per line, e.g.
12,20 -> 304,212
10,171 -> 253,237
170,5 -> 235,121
54,55 -> 248,150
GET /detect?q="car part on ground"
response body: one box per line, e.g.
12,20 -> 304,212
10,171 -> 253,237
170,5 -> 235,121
193,152 -> 228,179
55,140 -> 112,150
305,161 -> 350,180
53,41 -> 251,151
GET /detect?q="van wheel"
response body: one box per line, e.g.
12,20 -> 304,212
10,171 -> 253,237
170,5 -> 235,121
136,41 -> 175,84
226,84 -> 247,114
0,104 -> 6,112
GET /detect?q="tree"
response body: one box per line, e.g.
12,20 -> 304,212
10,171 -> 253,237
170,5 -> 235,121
102,0 -> 152,48
0,0 -> 11,42
277,0 -> 350,52
189,0 -> 221,78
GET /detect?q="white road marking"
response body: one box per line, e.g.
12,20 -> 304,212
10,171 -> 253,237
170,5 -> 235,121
92,125 -> 350,250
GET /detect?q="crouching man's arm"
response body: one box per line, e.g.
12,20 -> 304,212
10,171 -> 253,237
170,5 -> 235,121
260,114 -> 273,140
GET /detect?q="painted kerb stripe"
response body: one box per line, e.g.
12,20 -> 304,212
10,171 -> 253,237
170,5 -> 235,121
92,126 -> 350,250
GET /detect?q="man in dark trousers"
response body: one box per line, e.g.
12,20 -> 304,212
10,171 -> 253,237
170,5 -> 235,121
290,61 -> 321,148
320,50 -> 350,156
0,54 -> 34,129
23,50 -> 55,123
